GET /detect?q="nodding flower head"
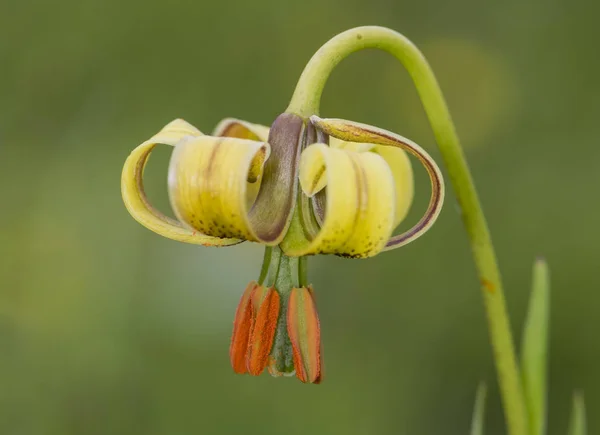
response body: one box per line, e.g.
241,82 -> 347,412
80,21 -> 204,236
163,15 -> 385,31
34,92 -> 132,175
121,114 -> 443,257
120,33 -> 445,385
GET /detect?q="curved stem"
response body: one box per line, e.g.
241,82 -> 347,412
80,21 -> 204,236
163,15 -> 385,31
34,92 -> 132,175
288,26 -> 528,435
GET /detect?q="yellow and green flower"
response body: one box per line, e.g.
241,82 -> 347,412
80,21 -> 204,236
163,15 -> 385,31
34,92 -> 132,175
120,31 -> 445,384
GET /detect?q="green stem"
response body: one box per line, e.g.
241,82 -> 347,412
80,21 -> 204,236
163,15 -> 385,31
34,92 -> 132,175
264,245 -> 282,287
275,252 -> 300,291
262,245 -> 301,289
258,246 -> 273,285
298,256 -> 308,287
288,26 -> 528,435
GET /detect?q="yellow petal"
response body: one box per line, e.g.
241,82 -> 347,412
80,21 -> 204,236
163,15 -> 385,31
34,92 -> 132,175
168,136 -> 271,241
373,145 -> 414,227
288,143 -> 396,258
306,138 -> 373,196
310,116 -> 445,251
315,138 -> 413,228
121,119 -> 241,246
213,118 -> 270,142
329,137 -> 375,153
213,118 -> 271,205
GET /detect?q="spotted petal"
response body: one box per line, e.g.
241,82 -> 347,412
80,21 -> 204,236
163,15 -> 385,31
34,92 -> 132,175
291,142 -> 397,258
121,119 -> 241,246
168,135 -> 271,241
213,118 -> 271,206
325,138 -> 414,228
311,116 -> 445,251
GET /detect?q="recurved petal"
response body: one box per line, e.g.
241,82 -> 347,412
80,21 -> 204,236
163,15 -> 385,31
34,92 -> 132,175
213,118 -> 270,142
287,287 -> 322,384
213,119 -> 272,208
373,145 -> 414,228
246,113 -> 306,246
121,119 -> 241,246
291,143 -> 396,258
311,116 -> 444,251
168,136 -> 270,241
317,138 -> 414,228
230,282 -> 257,374
329,136 -> 374,153
314,139 -> 373,196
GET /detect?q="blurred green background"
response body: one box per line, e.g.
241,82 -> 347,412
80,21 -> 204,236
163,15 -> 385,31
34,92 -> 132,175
1,0 -> 598,433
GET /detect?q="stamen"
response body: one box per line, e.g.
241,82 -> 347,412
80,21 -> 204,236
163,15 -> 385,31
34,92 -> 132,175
246,287 -> 280,375
229,282 -> 257,374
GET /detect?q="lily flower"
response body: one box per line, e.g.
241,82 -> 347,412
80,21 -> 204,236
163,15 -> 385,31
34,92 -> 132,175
121,111 -> 444,383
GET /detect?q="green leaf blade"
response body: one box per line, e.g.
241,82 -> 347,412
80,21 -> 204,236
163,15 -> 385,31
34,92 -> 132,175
521,257 -> 550,435
470,382 -> 487,435
567,392 -> 587,435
